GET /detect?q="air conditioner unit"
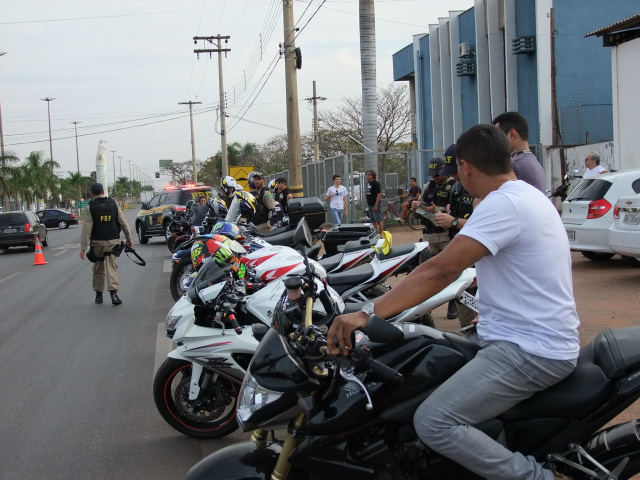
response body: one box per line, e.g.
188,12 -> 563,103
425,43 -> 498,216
458,42 -> 474,58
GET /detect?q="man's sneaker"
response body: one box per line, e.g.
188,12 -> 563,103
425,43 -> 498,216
95,292 -> 103,304
447,301 -> 457,319
110,291 -> 122,305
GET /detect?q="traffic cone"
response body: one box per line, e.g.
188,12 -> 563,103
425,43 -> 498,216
33,238 -> 47,265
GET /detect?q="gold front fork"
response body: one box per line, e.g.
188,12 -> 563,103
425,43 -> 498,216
270,413 -> 305,480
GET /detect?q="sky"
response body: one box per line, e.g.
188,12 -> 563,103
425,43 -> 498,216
0,0 -> 474,189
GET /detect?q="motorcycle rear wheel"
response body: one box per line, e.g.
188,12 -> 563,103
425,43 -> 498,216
170,256 -> 194,301
153,358 -> 239,439
167,235 -> 177,253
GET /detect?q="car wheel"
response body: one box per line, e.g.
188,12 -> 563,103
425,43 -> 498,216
580,251 -> 615,261
164,222 -> 172,242
621,256 -> 640,268
58,220 -> 68,229
137,224 -> 149,244
42,232 -> 49,247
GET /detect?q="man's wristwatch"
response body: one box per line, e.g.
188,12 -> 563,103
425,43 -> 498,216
451,217 -> 459,228
362,301 -> 376,319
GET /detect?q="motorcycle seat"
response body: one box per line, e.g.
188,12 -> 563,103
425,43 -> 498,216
318,254 -> 342,272
343,237 -> 378,253
255,226 -> 289,238
376,243 -> 416,260
503,326 -> 640,422
442,332 -> 481,362
258,230 -> 295,246
327,264 -> 374,287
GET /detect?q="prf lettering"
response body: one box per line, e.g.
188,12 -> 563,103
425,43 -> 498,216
191,192 -> 211,200
100,215 -> 112,222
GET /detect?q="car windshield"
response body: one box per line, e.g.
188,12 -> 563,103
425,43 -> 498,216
566,179 -> 611,202
0,213 -> 27,227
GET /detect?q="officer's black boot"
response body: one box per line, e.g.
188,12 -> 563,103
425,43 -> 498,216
447,299 -> 457,319
95,292 -> 103,304
110,290 -> 122,305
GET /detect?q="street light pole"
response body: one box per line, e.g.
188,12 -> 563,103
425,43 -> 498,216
110,150 -> 116,196
70,121 -> 81,173
40,97 -> 56,171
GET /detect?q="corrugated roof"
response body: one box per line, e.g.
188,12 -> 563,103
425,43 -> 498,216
586,13 -> 640,37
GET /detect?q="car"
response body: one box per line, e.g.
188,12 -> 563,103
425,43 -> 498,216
561,169 -> 640,261
608,192 -> 640,267
0,211 -> 48,250
36,208 -> 79,229
135,185 -> 218,244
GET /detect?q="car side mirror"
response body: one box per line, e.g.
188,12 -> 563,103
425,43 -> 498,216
141,202 -> 148,210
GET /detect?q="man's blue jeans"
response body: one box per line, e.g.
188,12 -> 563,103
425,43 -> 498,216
331,208 -> 344,225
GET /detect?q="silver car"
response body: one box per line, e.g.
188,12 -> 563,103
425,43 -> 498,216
608,192 -> 640,267
562,169 -> 640,261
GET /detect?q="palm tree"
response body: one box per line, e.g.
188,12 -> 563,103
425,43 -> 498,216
114,176 -> 130,202
360,0 -> 378,173
0,150 -> 20,211
22,151 -> 60,208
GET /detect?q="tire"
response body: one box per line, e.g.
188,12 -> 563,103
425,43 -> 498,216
153,358 -> 239,439
164,222 -> 172,243
407,211 -> 424,231
621,255 -> 640,268
58,220 -> 67,229
137,223 -> 149,245
167,235 -> 177,253
41,232 -> 48,247
170,255 -> 194,301
581,251 -> 615,261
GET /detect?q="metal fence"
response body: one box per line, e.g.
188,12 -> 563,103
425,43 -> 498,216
267,149 -> 447,224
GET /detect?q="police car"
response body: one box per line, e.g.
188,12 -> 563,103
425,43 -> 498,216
135,184 -> 217,244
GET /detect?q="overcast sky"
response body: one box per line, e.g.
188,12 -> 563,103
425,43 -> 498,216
1,0 -> 473,187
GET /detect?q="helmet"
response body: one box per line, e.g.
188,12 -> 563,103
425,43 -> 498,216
232,190 -> 257,218
221,176 -> 237,195
206,197 -> 228,219
211,221 -> 243,242
247,172 -> 256,190
191,234 -> 246,272
268,179 -> 277,192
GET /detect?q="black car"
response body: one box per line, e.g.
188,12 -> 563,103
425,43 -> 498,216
36,209 -> 79,229
135,186 -> 218,244
0,211 -> 48,250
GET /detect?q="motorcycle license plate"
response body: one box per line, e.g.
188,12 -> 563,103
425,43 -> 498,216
457,291 -> 478,313
623,213 -> 639,225
3,228 -> 17,233
567,230 -> 575,241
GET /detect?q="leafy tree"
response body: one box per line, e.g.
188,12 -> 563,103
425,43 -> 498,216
0,150 -> 20,211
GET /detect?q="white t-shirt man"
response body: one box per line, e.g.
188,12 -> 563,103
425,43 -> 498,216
583,164 -> 607,178
459,180 -> 580,360
326,185 -> 348,210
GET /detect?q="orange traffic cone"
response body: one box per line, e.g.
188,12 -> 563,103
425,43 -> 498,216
33,238 -> 47,265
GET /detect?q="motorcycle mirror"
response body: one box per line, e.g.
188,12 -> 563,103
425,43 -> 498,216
293,218 -> 313,249
365,315 -> 404,344
252,323 -> 269,342
186,199 -> 196,209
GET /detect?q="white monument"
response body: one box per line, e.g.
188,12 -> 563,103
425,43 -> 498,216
95,139 -> 108,193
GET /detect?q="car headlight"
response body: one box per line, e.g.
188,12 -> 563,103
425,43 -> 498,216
166,314 -> 182,331
237,370 -> 283,423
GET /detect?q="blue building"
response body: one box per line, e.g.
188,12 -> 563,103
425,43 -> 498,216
393,0 -> 639,186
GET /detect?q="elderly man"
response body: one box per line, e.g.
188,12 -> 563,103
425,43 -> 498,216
583,152 -> 608,178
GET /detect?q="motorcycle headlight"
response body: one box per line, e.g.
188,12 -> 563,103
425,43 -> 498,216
166,314 -> 182,332
237,370 -> 283,423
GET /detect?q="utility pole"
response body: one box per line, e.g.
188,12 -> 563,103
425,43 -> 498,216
305,81 -> 326,164
179,100 -> 202,183
194,35 -> 230,177
110,150 -> 116,195
0,52 -> 8,212
118,156 -> 123,180
70,121 -> 81,173
127,159 -> 132,197
40,97 -> 56,172
282,0 -> 303,198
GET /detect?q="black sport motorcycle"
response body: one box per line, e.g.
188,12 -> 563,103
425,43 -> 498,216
187,220 -> 640,480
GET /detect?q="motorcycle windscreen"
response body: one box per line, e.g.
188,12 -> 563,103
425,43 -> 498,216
187,261 -> 227,305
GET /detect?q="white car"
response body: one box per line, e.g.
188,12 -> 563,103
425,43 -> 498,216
608,192 -> 640,267
561,169 -> 640,261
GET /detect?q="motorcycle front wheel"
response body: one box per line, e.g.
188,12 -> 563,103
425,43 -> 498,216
170,255 -> 194,301
153,358 -> 239,439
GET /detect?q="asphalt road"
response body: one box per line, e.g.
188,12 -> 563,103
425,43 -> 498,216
0,210 -> 248,480
0,216 -> 638,479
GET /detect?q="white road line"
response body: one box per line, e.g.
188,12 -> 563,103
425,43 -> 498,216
53,249 -> 68,257
154,322 -> 174,379
163,259 -> 172,273
0,271 -> 21,285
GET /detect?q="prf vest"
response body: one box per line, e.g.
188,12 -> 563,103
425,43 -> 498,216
89,197 -> 121,240
253,187 -> 269,225
421,178 -> 455,234
449,182 -> 474,239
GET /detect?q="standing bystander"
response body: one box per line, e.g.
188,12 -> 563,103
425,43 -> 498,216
325,175 -> 348,225
365,170 -> 383,235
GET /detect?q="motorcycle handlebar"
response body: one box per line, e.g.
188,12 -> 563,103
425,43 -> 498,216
228,314 -> 242,335
355,349 -> 403,384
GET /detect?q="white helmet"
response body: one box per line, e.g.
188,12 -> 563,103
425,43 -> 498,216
268,179 -> 277,192
221,176 -> 237,195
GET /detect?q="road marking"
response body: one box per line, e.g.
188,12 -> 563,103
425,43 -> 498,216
52,243 -> 80,250
0,271 -> 21,285
163,260 -> 172,273
154,322 -> 174,379
53,249 -> 68,257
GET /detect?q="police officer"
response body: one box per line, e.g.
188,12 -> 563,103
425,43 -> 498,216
79,183 -> 133,305
416,157 -> 456,255
251,172 -> 277,232
435,144 -> 476,325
